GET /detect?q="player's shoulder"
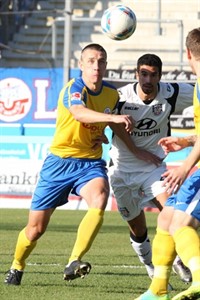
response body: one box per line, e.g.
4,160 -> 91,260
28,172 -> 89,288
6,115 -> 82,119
118,82 -> 136,98
63,77 -> 84,92
160,81 -> 194,94
102,80 -> 117,91
118,82 -> 135,92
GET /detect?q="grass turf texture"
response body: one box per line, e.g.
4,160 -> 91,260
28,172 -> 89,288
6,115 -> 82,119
0,209 -> 192,300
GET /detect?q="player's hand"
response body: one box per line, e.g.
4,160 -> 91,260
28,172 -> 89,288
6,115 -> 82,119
91,133 -> 109,151
158,137 -> 184,155
161,166 -> 188,194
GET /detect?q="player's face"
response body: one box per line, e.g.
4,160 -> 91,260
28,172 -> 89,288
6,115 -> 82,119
136,66 -> 161,95
79,49 -> 107,90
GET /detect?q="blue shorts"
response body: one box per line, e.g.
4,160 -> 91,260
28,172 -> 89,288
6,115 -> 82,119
165,169 -> 200,222
31,153 -> 108,210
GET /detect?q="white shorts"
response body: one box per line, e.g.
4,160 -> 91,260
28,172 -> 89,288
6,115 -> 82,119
109,164 -> 167,221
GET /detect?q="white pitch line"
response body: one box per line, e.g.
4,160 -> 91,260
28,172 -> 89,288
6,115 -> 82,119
27,262 -> 145,269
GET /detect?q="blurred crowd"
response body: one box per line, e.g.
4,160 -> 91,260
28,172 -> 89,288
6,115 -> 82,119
0,0 -> 39,45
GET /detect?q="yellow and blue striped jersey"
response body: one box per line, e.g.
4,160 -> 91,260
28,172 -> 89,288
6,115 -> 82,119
50,77 -> 119,159
194,78 -> 200,167
194,78 -> 200,135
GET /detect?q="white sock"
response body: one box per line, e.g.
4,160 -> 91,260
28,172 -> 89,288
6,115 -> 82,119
130,235 -> 152,264
130,234 -> 154,277
173,255 -> 181,266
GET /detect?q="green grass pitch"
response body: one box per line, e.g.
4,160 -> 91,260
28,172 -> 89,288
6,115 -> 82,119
0,209 -> 190,300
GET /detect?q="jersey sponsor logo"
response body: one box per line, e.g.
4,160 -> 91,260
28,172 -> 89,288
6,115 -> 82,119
0,78 -> 32,122
124,106 -> 139,110
71,92 -> 82,100
82,123 -> 104,132
135,118 -> 157,130
152,104 -> 162,115
133,118 -> 160,136
132,128 -> 161,137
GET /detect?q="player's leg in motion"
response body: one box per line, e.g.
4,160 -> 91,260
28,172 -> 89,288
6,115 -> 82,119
172,255 -> 192,283
155,191 -> 192,284
129,210 -> 154,279
134,226 -> 176,300
170,172 -> 200,299
64,177 -> 108,281
5,209 -> 52,285
63,208 -> 104,281
171,226 -> 200,300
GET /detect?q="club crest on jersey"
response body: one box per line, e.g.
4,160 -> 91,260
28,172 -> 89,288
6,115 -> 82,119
119,207 -> 130,218
104,107 -> 111,114
152,104 -> 162,115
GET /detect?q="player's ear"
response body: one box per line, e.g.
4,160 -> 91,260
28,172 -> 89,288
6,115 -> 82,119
186,48 -> 191,60
78,60 -> 83,71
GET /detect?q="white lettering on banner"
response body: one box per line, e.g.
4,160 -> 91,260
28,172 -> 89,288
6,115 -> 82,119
161,72 -> 177,81
0,159 -> 42,196
0,172 -> 39,186
34,79 -> 57,119
28,143 -> 50,160
121,70 -> 136,80
108,70 -> 120,79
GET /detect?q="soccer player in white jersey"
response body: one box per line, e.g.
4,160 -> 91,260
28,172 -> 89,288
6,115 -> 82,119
109,53 -> 194,283
135,27 -> 200,300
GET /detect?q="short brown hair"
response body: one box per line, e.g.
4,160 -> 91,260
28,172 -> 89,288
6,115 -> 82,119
137,53 -> 162,77
81,43 -> 107,60
185,27 -> 200,59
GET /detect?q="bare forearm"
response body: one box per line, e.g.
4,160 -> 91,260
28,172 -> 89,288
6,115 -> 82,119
182,135 -> 197,147
70,105 -> 115,123
110,123 -> 134,151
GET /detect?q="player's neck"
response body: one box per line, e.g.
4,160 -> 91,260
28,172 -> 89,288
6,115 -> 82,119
83,77 -> 102,93
137,85 -> 157,103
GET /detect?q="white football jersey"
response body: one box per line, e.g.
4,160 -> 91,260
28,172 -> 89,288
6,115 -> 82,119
110,81 -> 194,172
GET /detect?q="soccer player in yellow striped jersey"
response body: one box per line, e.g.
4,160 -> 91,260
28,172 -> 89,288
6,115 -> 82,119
4,43 -> 134,286
50,77 -> 121,159
135,28 -> 200,300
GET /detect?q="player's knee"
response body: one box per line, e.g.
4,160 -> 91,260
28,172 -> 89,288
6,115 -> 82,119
26,225 -> 46,241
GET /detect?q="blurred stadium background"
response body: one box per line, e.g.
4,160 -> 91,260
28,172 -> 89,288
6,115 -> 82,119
0,0 -> 199,209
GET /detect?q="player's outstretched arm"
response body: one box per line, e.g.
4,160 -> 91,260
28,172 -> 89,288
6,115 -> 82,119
69,104 -> 134,133
159,136 -> 188,154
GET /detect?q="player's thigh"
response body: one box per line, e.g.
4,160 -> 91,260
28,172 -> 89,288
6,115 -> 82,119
169,209 -> 200,235
157,206 -> 174,231
80,177 -> 110,210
